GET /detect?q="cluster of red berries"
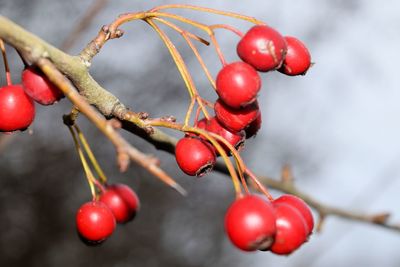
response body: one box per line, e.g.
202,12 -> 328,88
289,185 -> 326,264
225,194 -> 313,255
0,66 -> 64,132
175,25 -> 311,177
174,25 -> 312,254
1,21 -> 313,254
76,183 -> 140,244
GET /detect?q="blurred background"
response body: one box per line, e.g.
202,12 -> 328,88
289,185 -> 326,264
1,0 -> 400,266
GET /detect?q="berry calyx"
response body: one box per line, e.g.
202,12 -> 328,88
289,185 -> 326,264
75,201 -> 116,244
0,84 -> 35,132
99,184 -> 140,224
237,25 -> 287,72
214,99 -> 260,132
278,36 -> 311,76
245,113 -> 262,139
270,203 -> 308,255
225,195 -> 277,251
175,136 -> 216,176
22,66 -> 64,105
273,194 -> 314,235
216,61 -> 261,109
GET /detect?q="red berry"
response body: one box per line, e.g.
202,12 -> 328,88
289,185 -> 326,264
273,194 -> 314,235
214,99 -> 260,132
237,25 -> 287,72
175,136 -> 216,176
76,201 -> 116,244
195,117 -> 208,130
245,113 -> 262,139
225,195 -> 277,251
0,84 -> 35,132
22,66 -> 64,105
279,36 -> 311,76
270,203 -> 308,255
216,62 -> 261,109
99,184 -> 140,224
199,117 -> 245,154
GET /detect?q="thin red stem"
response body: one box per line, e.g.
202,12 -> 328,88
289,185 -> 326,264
194,105 -> 202,126
246,168 -> 274,201
210,24 -> 244,38
184,97 -> 196,126
209,34 -> 227,66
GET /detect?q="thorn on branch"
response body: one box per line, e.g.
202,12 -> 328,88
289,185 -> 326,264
371,213 -> 390,224
316,213 -> 326,233
145,154 -> 161,166
117,149 -> 130,172
281,164 -> 294,184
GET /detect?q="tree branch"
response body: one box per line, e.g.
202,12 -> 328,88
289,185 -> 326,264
0,15 -> 398,233
0,16 -> 125,117
36,58 -> 186,195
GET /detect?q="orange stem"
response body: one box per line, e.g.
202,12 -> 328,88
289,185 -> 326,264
0,39 -> 12,85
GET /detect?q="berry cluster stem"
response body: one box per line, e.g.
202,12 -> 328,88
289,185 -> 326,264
146,118 -> 243,197
145,18 -> 210,120
0,38 -> 12,85
68,125 -> 98,199
74,124 -> 108,184
149,4 -> 265,25
209,24 -> 244,37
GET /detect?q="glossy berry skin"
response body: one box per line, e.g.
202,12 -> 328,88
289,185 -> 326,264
273,194 -> 314,235
279,36 -> 311,76
198,117 -> 245,154
214,99 -> 260,132
99,184 -> 140,223
237,25 -> 287,72
76,201 -> 116,244
0,84 -> 35,132
270,203 -> 308,255
245,113 -> 262,139
175,136 -> 216,176
225,195 -> 277,251
216,62 -> 261,109
22,66 -> 64,105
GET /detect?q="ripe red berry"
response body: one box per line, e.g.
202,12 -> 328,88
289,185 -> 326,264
216,62 -> 261,109
225,195 -> 277,251
22,66 -> 64,105
273,194 -> 314,235
279,36 -> 311,76
245,113 -> 262,139
0,84 -> 35,132
198,117 -> 245,154
76,201 -> 116,244
237,25 -> 287,72
270,203 -> 308,255
214,99 -> 260,132
175,136 -> 216,176
99,184 -> 140,224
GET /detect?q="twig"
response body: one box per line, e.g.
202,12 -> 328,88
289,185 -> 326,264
0,14 -> 399,233
36,58 -> 186,196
